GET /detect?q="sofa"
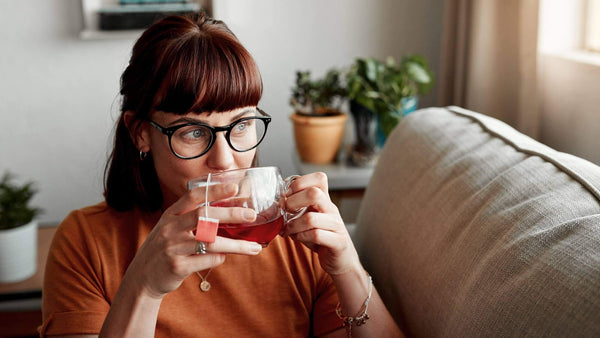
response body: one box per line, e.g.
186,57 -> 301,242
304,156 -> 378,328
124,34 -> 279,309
353,106 -> 600,337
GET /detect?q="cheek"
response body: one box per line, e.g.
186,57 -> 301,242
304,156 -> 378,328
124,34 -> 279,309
153,153 -> 207,199
235,149 -> 258,168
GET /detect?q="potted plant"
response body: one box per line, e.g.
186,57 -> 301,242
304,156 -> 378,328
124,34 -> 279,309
0,172 -> 42,283
345,55 -> 434,165
289,69 -> 348,164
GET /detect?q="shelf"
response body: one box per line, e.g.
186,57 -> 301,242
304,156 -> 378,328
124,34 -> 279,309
80,28 -> 144,40
80,0 -> 210,40
292,152 -> 375,191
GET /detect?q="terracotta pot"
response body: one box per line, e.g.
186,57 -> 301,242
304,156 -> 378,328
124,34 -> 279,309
290,111 -> 348,164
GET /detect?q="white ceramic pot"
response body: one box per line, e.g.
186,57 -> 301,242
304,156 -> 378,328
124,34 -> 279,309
0,220 -> 37,283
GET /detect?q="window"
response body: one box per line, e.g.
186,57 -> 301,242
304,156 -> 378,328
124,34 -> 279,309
539,0 -> 600,56
585,0 -> 600,52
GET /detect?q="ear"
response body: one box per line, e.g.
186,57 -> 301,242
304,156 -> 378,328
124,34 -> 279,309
123,111 -> 151,153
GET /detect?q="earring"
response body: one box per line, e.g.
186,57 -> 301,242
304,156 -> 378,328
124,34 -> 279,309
139,151 -> 149,161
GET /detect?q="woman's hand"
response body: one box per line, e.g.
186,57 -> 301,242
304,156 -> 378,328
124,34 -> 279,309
281,172 -> 361,276
124,183 -> 263,299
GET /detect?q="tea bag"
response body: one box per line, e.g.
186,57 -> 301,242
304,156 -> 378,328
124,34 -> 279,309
195,173 -> 219,243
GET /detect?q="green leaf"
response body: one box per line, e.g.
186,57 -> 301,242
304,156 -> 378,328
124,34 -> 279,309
405,61 -> 431,84
365,91 -> 380,99
0,172 -> 42,230
385,56 -> 396,67
345,54 -> 434,115
355,96 -> 376,112
365,59 -> 378,82
379,111 -> 401,137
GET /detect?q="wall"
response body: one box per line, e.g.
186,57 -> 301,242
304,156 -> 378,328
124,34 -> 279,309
539,54 -> 600,165
0,0 -> 444,224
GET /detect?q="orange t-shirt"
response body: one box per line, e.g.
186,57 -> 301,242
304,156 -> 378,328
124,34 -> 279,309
41,202 -> 343,337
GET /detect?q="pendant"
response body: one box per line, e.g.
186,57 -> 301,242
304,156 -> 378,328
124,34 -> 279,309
200,280 -> 211,292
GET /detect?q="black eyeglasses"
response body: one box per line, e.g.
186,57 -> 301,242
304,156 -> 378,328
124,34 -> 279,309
148,108 -> 271,160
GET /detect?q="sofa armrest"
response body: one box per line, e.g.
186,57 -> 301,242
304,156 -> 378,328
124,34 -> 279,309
354,106 -> 600,336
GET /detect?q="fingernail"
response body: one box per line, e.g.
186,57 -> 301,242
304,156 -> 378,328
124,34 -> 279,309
242,209 -> 256,221
251,243 -> 263,253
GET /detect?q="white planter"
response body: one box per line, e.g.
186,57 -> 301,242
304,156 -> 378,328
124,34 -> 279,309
0,220 -> 38,283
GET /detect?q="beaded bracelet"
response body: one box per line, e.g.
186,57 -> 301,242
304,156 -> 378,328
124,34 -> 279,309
335,274 -> 373,338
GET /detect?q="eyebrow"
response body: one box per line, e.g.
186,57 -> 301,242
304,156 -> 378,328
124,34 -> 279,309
166,108 -> 255,126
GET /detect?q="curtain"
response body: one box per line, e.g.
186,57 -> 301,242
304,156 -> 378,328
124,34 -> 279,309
439,0 -> 540,138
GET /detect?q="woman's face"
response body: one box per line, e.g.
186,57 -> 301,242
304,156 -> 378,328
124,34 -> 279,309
142,106 -> 258,208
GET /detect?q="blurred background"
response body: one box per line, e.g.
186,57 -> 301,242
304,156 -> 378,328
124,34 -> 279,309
1,0 -> 600,335
0,0 -> 599,225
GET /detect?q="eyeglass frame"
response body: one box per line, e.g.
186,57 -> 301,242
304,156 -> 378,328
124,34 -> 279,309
147,108 -> 272,160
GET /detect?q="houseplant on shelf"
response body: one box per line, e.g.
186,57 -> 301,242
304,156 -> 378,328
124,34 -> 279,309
289,69 -> 348,164
0,172 -> 42,283
345,55 -> 434,166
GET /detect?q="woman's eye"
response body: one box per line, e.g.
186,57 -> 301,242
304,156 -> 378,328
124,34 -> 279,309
184,128 -> 208,139
235,123 -> 247,132
233,120 -> 254,134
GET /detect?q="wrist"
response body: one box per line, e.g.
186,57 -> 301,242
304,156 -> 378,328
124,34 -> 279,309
119,265 -> 166,302
334,272 -> 374,337
330,263 -> 368,287
331,264 -> 371,313
101,274 -> 163,337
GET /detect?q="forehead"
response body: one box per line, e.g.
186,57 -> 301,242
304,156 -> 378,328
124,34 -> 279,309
154,106 -> 257,125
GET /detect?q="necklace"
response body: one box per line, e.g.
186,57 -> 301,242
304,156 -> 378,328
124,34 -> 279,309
196,268 -> 213,292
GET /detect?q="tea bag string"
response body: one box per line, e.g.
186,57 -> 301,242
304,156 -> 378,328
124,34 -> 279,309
196,172 -> 213,292
205,172 -> 211,219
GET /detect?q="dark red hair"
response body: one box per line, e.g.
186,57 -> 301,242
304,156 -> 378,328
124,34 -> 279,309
104,12 -> 263,212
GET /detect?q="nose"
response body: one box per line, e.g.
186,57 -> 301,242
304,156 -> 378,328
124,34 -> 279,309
205,132 -> 235,171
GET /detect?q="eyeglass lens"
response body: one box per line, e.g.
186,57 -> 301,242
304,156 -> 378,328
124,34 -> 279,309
171,117 -> 267,158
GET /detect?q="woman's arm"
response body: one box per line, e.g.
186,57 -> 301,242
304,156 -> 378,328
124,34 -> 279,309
99,272 -> 163,337
283,172 -> 403,338
95,185 -> 262,337
322,267 -> 403,338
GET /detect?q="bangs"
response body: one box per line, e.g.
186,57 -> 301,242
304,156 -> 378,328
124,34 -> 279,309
154,31 -> 262,115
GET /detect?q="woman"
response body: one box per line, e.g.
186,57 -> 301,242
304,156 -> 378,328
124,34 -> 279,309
41,13 -> 401,337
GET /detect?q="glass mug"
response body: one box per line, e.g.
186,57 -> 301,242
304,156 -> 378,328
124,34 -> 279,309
187,167 -> 306,246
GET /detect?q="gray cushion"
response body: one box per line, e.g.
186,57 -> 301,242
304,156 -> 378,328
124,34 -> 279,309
354,106 -> 600,337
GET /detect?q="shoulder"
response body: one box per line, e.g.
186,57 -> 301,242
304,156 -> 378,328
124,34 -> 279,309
57,201 -> 152,239
61,201 -> 130,229
52,202 -> 155,261
47,202 -> 156,291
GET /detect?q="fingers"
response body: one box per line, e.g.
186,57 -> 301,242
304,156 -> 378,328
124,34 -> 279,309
280,211 -> 342,237
167,235 -> 263,256
290,228 -> 347,252
160,235 -> 264,278
286,184 -> 338,214
171,204 -> 256,234
286,171 -> 328,196
286,172 -> 338,215
173,236 -> 263,276
196,236 -> 263,256
162,251 -> 227,280
198,205 -> 256,224
167,183 -> 239,216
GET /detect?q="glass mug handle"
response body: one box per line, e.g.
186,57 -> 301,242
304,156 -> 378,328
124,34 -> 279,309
283,175 -> 307,223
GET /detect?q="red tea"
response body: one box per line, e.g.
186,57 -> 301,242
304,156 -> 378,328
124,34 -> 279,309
218,215 -> 283,246
211,199 -> 283,246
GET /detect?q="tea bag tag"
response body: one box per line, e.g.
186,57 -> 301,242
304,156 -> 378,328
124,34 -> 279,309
195,216 -> 219,243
